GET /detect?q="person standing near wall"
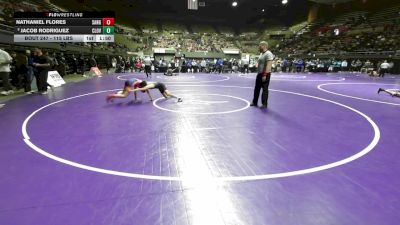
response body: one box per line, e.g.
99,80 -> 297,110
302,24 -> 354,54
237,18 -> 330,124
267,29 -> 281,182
32,48 -> 51,95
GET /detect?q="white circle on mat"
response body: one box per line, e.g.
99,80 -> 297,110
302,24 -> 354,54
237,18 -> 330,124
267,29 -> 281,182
22,85 -> 380,181
153,93 -> 250,115
318,82 -> 400,106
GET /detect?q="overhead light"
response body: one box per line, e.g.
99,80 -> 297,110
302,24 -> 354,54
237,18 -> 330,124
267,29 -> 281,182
232,1 -> 238,7
282,0 -> 288,5
262,9 -> 265,12
193,0 -> 196,2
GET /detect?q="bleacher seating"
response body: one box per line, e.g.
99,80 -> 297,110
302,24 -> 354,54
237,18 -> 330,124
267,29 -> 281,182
192,24 -> 215,34
1,0 -> 399,61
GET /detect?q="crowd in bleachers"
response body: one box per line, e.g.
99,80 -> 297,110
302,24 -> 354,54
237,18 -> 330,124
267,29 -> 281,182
0,0 -> 42,26
274,28 -> 400,56
152,32 -> 237,52
268,5 -> 400,75
2,0 -> 400,56
108,56 -> 250,74
274,6 -> 400,56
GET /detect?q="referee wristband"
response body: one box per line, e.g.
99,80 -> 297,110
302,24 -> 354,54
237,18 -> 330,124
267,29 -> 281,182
262,72 -> 270,77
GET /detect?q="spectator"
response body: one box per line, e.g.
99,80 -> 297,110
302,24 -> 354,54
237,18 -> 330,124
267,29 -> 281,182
32,48 -> 51,95
111,56 -> 117,69
78,54 -> 86,76
10,52 -> 17,88
50,52 -> 59,71
192,60 -> 198,73
71,54 -> 78,74
15,50 -> 28,91
200,59 -> 206,72
57,53 -> 67,77
130,56 -> 135,73
144,56 -> 152,78
106,55 -> 111,74
0,48 -> 13,96
341,59 -> 348,72
388,61 -> 394,74
125,56 -> 131,73
216,58 -> 224,74
89,55 -> 97,68
186,59 -> 192,73
25,50 -> 35,93
134,58 -> 142,72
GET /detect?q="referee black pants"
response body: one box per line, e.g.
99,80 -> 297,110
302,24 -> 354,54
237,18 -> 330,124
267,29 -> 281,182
36,70 -> 48,92
145,65 -> 151,76
252,73 -> 271,106
379,68 -> 388,77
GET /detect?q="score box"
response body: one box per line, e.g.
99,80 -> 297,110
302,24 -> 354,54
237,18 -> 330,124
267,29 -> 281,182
95,35 -> 114,42
102,18 -> 115,26
102,26 -> 114,34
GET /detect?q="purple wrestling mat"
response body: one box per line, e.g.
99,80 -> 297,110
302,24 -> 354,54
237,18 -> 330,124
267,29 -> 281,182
0,72 -> 399,224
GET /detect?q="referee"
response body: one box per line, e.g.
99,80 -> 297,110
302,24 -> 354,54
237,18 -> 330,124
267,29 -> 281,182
251,41 -> 274,108
144,56 -> 152,78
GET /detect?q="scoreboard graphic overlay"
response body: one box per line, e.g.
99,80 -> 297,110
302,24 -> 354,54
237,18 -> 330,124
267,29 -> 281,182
14,12 -> 115,43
